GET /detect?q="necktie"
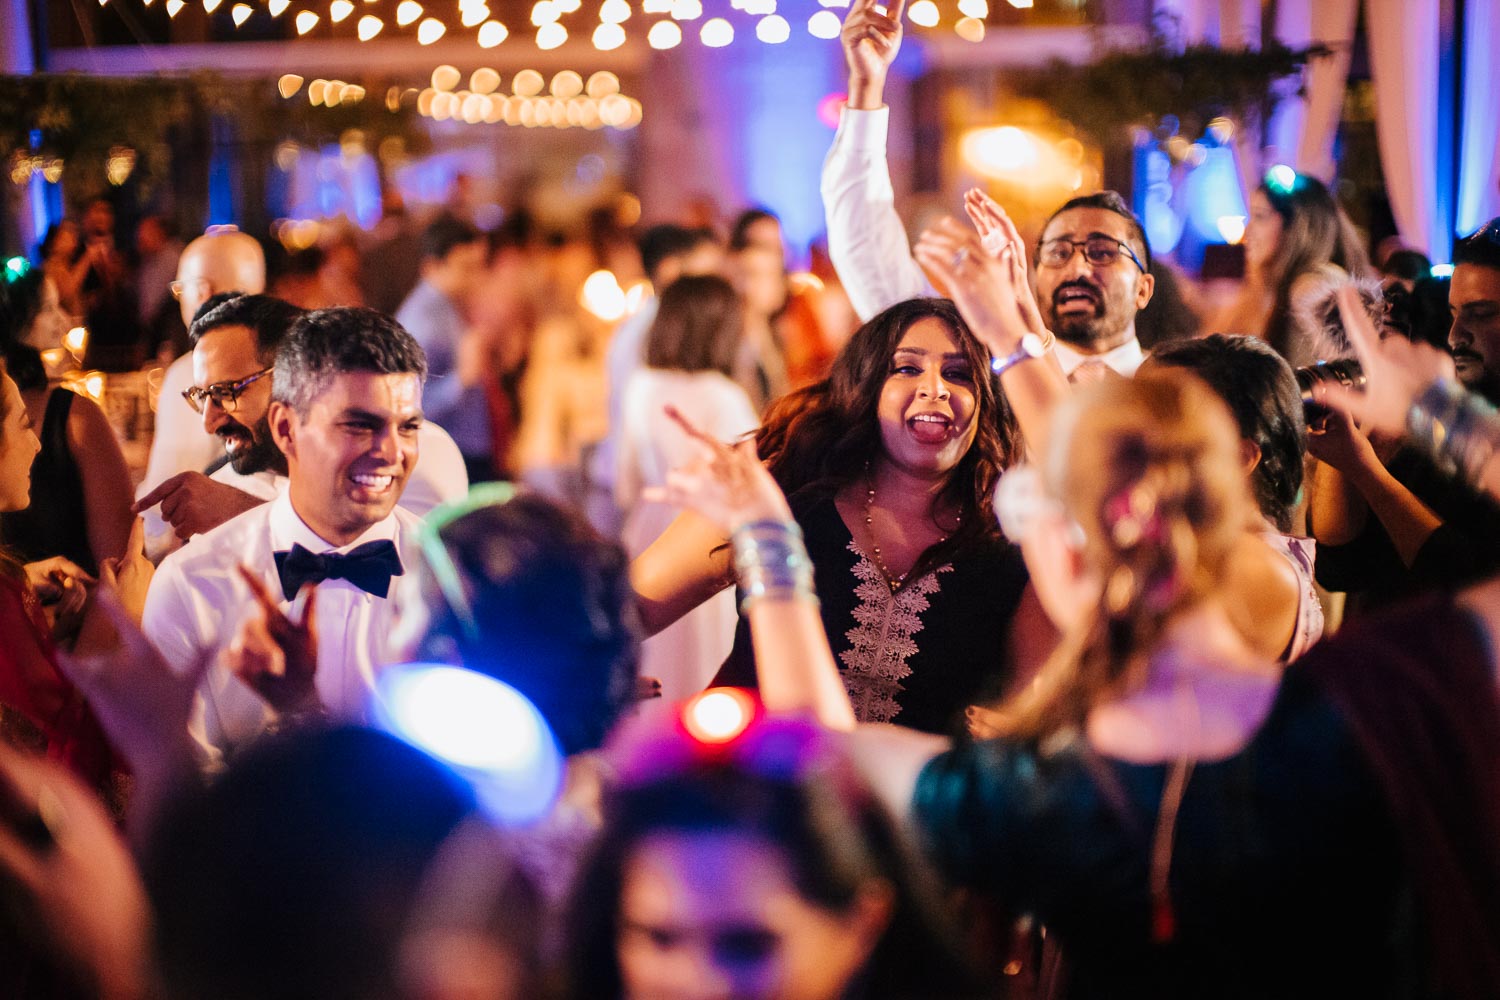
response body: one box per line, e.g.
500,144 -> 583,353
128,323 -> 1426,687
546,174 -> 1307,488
273,540 -> 404,601
1069,359 -> 1116,385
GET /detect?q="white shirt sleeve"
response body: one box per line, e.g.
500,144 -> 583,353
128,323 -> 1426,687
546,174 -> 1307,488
821,105 -> 937,322
141,557 -> 217,751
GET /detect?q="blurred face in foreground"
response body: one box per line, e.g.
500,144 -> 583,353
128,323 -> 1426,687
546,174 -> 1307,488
616,829 -> 887,1000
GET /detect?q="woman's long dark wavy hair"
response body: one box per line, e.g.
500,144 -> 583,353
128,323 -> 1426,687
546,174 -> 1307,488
755,298 -> 1019,550
1258,174 -> 1370,360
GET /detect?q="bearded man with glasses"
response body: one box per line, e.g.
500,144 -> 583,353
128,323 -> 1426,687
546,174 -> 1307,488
821,0 -> 1154,379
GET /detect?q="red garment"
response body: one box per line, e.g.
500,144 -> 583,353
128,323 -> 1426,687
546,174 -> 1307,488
0,571 -> 116,787
1300,592 -> 1500,999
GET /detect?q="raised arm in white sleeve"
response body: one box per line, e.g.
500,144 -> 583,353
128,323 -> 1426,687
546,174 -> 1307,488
821,105 -> 936,322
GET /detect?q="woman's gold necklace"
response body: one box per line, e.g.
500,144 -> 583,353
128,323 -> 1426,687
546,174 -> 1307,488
864,475 -> 958,592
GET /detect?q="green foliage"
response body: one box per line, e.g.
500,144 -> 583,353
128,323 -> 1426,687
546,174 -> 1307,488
1011,33 -> 1333,149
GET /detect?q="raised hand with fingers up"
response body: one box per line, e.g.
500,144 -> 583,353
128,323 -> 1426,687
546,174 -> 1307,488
226,566 -> 322,719
842,0 -> 907,110
1314,285 -> 1458,437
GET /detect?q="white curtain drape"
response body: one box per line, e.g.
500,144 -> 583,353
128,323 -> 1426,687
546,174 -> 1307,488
1264,0 -> 1358,183
1458,0 -> 1500,235
1365,0 -> 1447,258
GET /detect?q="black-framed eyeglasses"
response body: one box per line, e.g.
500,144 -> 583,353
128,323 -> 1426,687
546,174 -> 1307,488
182,367 -> 274,414
1038,237 -> 1146,273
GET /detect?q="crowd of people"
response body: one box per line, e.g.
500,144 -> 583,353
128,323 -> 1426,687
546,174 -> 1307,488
3,0 -> 1500,996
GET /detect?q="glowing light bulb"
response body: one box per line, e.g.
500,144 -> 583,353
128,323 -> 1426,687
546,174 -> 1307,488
1266,163 -> 1298,194
907,0 -> 937,25
599,0 -> 630,21
642,0 -> 670,11
417,17 -> 445,42
277,74 -> 305,98
471,67 -> 501,93
166,0 -> 184,16
530,0 -> 557,24
536,20 -> 566,47
592,22 -> 625,48
512,68 -> 544,95
585,71 -> 619,96
268,0 -> 289,14
231,3 -> 252,24
957,0 -> 985,13
755,12 -> 788,41
203,0 -> 222,12
954,15 -> 984,40
460,4 -> 487,25
550,69 -> 583,97
395,0 -> 421,25
807,9 -> 840,36
647,18 -> 680,46
699,16 -> 732,45
432,64 -> 461,90
295,10 -> 319,32
555,0 -> 581,11
374,664 -> 564,827
329,0 -> 352,21
1006,0 -> 1031,6
478,19 -> 508,44
1217,215 -> 1247,245
63,327 -> 88,357
817,0 -> 850,7
580,269 -> 627,320
669,0 -> 701,19
357,13 -> 381,37
960,125 -> 1039,176
684,689 -> 756,744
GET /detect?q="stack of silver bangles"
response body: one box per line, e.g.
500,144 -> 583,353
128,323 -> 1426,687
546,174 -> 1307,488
731,519 -> 818,613
1407,378 -> 1500,484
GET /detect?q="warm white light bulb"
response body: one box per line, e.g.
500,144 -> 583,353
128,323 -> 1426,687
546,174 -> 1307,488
477,19 -> 508,45
699,15 -> 731,44
592,21 -> 625,48
268,0 -> 289,14
807,9 -> 840,36
357,12 -> 381,36
460,5 -> 487,26
957,0 -> 985,16
669,0 -> 701,19
530,0 -> 558,25
417,16 -> 445,42
907,0 -> 937,25
166,0 -> 185,16
295,10 -> 319,32
646,18 -> 680,46
431,64 -> 461,90
231,3 -> 252,24
599,0 -> 630,22
395,0 -> 422,25
203,0 -> 222,13
954,15 -> 984,40
536,20 -> 566,47
329,0 -> 353,21
755,13 -> 788,41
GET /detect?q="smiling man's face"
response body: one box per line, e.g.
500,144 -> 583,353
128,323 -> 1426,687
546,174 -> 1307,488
1033,206 -> 1154,354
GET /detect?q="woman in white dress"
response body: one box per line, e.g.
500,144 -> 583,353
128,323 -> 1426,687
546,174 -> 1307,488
616,275 -> 760,701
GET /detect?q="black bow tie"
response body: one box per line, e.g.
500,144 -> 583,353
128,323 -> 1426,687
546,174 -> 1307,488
273,540 -> 403,601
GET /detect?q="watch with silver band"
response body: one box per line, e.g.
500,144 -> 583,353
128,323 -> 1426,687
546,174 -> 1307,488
990,331 -> 1053,376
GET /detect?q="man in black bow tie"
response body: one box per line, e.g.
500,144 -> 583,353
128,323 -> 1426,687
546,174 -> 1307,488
143,307 -> 430,754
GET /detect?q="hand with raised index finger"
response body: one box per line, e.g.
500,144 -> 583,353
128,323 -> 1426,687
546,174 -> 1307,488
641,405 -> 793,535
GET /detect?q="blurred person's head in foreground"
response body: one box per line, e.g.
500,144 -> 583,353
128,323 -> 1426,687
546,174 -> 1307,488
565,695 -> 984,1000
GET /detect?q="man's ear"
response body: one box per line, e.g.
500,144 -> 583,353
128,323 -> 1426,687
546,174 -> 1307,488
1134,268 -> 1156,310
268,400 -> 297,462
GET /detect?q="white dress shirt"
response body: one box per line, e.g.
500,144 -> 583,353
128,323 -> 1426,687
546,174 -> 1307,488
207,421 -> 470,517
139,354 -> 226,557
143,491 -> 424,755
822,105 -> 1143,379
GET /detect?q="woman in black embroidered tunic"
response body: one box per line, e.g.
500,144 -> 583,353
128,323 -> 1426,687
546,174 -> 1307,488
632,298 -> 1035,735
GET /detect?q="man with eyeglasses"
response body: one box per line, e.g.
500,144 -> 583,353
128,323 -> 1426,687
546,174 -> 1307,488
137,228 -> 267,553
134,294 -> 468,541
822,0 -> 1154,378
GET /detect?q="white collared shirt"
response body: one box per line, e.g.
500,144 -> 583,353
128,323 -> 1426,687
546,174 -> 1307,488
143,491 -> 424,755
207,420 -> 471,516
1053,337 -> 1145,378
823,105 -> 1144,379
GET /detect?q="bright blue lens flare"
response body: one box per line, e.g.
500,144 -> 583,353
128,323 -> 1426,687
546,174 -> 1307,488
374,663 -> 564,826
1265,164 -> 1299,195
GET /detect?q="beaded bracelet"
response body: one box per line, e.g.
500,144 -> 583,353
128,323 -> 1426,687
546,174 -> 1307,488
1407,378 -> 1500,484
731,519 -> 818,614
